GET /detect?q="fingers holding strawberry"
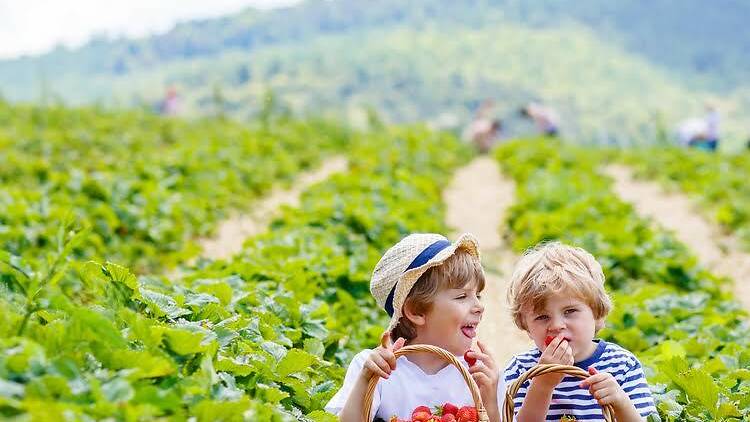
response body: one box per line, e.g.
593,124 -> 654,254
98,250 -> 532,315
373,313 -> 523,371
540,334 -> 574,365
535,334 -> 574,387
464,341 -> 499,421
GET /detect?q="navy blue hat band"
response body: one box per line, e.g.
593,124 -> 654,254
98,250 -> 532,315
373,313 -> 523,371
384,239 -> 452,317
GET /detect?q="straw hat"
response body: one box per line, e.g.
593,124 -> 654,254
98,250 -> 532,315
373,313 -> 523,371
370,233 -> 481,332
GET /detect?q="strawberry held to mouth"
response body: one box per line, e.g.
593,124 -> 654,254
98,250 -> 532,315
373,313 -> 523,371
544,335 -> 571,346
463,350 -> 477,367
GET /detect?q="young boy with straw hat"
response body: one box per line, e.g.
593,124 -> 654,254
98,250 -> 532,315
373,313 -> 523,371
325,233 -> 505,421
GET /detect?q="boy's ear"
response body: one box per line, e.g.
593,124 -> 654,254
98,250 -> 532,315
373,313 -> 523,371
595,317 -> 606,332
402,303 -> 426,327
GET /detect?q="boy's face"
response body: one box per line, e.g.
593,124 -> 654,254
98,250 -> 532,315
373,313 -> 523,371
522,291 -> 602,362
413,283 -> 484,356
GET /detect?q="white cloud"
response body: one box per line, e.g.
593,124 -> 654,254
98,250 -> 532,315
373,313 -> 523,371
0,0 -> 300,59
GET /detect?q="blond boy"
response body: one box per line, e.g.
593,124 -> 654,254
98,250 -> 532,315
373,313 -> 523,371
325,233 -> 505,421
504,242 -> 656,421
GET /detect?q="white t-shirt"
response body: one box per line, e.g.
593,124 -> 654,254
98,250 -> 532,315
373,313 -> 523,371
325,349 -> 506,421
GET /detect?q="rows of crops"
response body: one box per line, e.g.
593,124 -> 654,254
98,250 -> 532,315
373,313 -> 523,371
495,139 -> 750,421
620,148 -> 750,249
3,98 -> 749,421
0,105 -> 473,419
0,100 -> 347,273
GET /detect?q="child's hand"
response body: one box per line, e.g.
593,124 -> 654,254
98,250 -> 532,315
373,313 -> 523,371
580,367 -> 628,409
361,331 -> 406,381
466,341 -> 500,421
535,334 -> 574,387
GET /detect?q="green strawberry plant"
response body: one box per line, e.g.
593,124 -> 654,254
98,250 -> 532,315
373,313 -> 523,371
0,122 -> 472,419
620,147 -> 750,250
495,139 -> 750,421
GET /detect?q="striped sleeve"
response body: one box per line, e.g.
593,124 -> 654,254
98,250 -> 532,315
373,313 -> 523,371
621,358 -> 657,418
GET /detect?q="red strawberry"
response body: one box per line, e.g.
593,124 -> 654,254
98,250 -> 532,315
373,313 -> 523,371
441,414 -> 457,422
412,406 -> 432,417
545,335 -> 572,346
412,412 -> 432,422
456,406 -> 478,422
442,403 -> 459,416
463,350 -> 477,367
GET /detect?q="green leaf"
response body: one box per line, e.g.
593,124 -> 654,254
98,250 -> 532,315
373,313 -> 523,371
103,262 -> 138,290
260,341 -> 287,362
215,355 -> 254,377
276,348 -> 316,378
302,319 -> 329,340
661,358 -> 719,417
0,379 -> 25,398
164,327 -> 208,355
139,288 -> 191,319
101,378 -> 134,403
191,397 -> 251,422
307,410 -> 339,422
256,383 -> 289,404
303,338 -> 325,358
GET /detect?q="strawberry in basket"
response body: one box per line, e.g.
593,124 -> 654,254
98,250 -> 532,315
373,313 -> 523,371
392,403 -> 478,422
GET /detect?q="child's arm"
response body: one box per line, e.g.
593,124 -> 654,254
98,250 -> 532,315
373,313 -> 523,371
466,340 -> 500,422
339,332 -> 405,422
516,335 -> 574,422
579,367 -> 643,422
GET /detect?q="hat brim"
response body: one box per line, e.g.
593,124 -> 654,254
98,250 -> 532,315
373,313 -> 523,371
386,233 -> 481,333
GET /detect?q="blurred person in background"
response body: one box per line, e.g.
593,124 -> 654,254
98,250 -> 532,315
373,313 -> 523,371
678,103 -> 720,151
160,86 -> 181,116
464,99 -> 502,154
519,102 -> 560,137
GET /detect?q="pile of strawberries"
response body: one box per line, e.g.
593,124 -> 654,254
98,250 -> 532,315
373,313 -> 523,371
390,403 -> 478,422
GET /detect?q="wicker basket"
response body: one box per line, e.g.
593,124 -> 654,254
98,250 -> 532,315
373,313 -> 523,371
503,364 -> 615,422
362,344 -> 489,422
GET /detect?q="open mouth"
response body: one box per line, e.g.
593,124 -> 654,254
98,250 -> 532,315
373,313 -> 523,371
461,323 -> 477,338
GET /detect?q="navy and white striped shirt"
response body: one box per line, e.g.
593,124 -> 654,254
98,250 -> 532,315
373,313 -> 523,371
503,340 -> 657,421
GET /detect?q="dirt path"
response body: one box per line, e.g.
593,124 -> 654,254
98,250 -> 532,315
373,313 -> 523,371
606,164 -> 750,311
443,156 -> 532,367
199,157 -> 348,260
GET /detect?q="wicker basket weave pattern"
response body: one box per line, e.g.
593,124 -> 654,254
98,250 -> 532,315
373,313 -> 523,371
503,364 -> 615,422
362,344 -> 489,422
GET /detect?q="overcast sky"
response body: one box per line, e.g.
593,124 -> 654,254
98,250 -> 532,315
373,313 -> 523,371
0,0 -> 300,59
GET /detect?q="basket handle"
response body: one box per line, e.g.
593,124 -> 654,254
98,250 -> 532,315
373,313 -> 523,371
362,344 -> 489,422
503,364 -> 615,422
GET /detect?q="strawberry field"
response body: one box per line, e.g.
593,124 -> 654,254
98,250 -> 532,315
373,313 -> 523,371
1,101 -> 749,421
495,139 -> 750,421
620,148 -> 750,249
0,101 -> 472,420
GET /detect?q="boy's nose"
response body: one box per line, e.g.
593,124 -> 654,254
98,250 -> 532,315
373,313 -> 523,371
549,315 -> 566,330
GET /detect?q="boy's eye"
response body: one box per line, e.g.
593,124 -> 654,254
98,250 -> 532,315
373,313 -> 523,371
456,294 -> 466,299
565,309 -> 578,315
535,315 -> 548,321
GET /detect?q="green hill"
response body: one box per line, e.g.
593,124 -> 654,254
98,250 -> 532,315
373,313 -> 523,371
1,0 -> 748,145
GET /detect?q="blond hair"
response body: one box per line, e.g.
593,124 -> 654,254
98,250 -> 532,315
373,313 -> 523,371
507,242 -> 612,331
391,249 -> 485,342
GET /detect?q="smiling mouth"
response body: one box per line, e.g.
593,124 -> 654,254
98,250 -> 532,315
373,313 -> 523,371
461,324 -> 477,338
